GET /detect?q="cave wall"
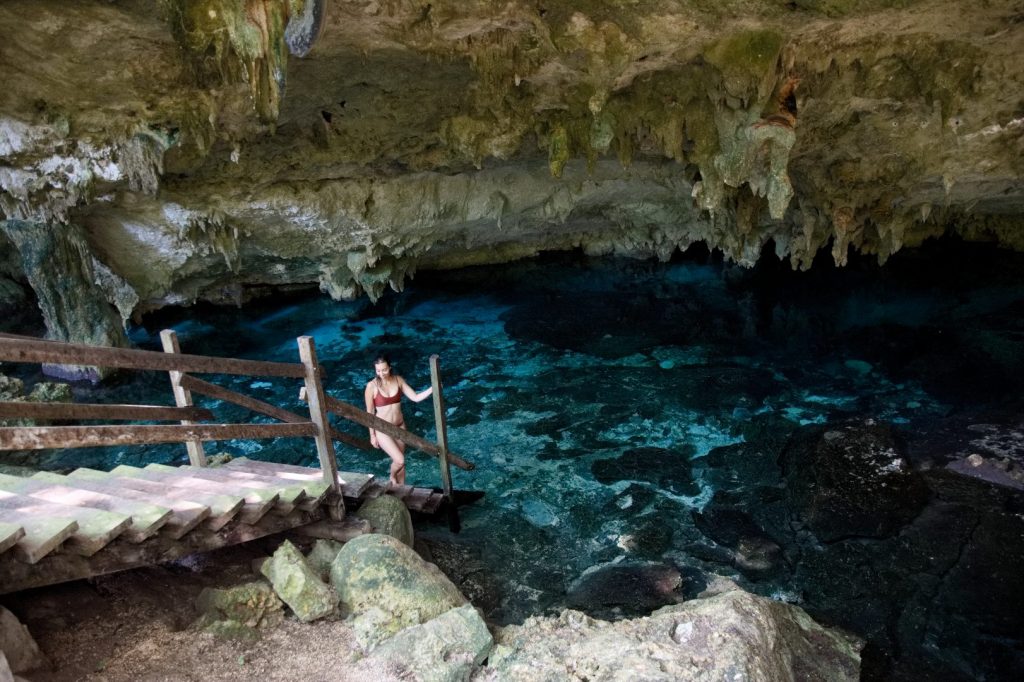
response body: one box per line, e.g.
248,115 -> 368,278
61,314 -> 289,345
1,0 -> 1022,345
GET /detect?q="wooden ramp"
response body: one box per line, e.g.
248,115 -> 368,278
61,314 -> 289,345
0,459 -> 444,595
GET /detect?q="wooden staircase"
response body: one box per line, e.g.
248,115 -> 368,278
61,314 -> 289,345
0,458 -> 445,595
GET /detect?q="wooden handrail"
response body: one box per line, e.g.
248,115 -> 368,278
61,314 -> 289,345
180,375 -> 373,452
310,393 -> 475,471
0,423 -> 316,450
0,334 -> 305,378
0,401 -> 214,422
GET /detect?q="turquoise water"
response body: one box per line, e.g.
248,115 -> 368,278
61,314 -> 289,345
10,244 -> 1024,679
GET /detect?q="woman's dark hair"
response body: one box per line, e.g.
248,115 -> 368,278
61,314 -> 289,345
372,353 -> 392,367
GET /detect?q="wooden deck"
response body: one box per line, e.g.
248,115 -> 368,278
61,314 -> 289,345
0,458 -> 445,595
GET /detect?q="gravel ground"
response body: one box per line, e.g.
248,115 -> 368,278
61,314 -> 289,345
4,541 -> 410,681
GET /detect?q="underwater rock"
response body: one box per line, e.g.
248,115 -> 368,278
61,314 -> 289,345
566,561 -> 682,619
781,419 -> 928,541
329,534 -> 467,650
487,581 -> 862,681
592,447 -> 700,496
691,507 -> 785,580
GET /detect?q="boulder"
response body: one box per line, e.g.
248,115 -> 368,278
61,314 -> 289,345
194,581 -> 283,638
353,604 -> 493,681
485,582 -> 862,681
0,606 -> 46,674
259,540 -> 338,622
566,561 -> 682,618
330,534 -> 467,649
781,420 -> 928,541
692,506 -> 785,579
355,494 -> 414,546
305,538 -> 345,581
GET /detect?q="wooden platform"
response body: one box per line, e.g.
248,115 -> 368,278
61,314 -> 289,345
0,458 -> 445,595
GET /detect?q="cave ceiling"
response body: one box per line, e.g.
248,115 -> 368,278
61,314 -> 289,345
0,0 -> 1023,345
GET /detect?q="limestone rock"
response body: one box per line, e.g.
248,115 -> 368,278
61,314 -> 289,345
781,419 -> 928,541
259,540 -> 338,623
305,538 -> 345,581
354,604 -> 493,681
330,534 -> 467,650
0,606 -> 46,674
484,584 -> 862,681
355,494 -> 415,547
194,581 -> 284,636
566,561 -> 682,619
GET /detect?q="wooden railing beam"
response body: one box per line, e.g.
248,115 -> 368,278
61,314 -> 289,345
0,423 -> 316,450
180,375 -> 372,452
0,334 -> 305,378
0,402 -> 213,422
297,337 -> 340,494
161,330 -> 206,466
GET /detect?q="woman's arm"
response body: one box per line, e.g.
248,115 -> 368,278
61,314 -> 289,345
364,382 -> 378,447
399,376 -> 433,403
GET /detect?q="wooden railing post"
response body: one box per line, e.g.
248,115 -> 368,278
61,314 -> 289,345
297,336 -> 340,495
160,330 -> 207,467
429,355 -> 457,530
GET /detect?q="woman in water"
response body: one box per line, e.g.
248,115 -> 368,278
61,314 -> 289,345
364,354 -> 433,486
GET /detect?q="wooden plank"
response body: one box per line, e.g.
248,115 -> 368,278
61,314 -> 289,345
0,506 -> 326,595
298,337 -> 340,493
359,480 -> 389,500
0,334 -> 306,378
223,457 -> 373,497
0,473 -> 170,542
160,330 -> 207,466
319,394 -> 475,471
421,492 -> 445,515
180,375 -> 372,452
0,522 -> 26,555
31,472 -> 210,540
429,354 -> 454,501
210,460 -> 332,512
0,422 -> 316,450
164,464 -> 308,514
0,510 -> 77,564
292,518 -> 371,543
404,487 -> 434,513
116,465 -> 278,524
0,491 -> 130,557
69,468 -> 241,531
0,401 -> 214,422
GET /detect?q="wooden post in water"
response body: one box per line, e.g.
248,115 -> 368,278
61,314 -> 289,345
160,330 -> 207,467
429,354 -> 458,531
297,337 -> 340,498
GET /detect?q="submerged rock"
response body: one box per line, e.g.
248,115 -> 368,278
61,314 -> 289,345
259,540 -> 338,623
485,581 -> 862,681
330,534 -> 467,650
566,561 -> 682,619
781,419 -> 928,540
592,447 -> 700,496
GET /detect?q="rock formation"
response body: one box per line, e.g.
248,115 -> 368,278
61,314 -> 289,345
1,0 -> 1022,347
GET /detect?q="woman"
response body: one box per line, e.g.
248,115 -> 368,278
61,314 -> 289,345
364,354 -> 433,486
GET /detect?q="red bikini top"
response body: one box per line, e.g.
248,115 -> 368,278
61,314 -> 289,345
373,384 -> 401,407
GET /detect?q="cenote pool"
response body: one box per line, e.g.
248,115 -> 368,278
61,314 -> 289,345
9,241 -> 1024,681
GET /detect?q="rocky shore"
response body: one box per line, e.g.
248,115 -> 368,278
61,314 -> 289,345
1,495 -> 863,681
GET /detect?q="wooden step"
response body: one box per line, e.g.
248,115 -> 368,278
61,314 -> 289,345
111,465 -> 275,524
0,510 -> 77,563
32,472 -> 210,540
224,457 -> 374,498
170,464 -> 312,514
0,473 -> 170,542
0,521 -> 26,555
69,468 -> 242,531
144,464 -> 296,517
217,459 -> 332,511
404,487 -> 434,512
0,491 -> 130,557
420,492 -> 445,515
360,480 -> 388,500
